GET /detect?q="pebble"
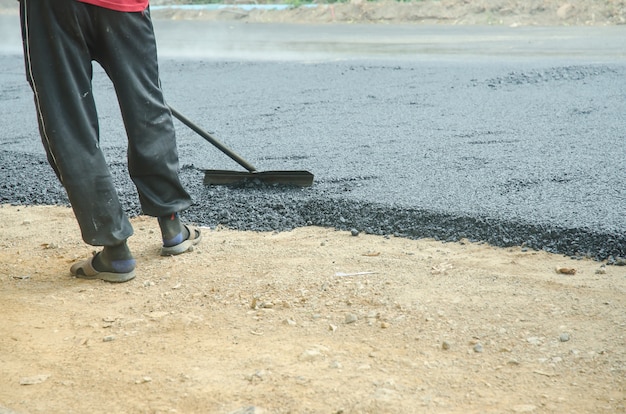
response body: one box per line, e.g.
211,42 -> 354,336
19,374 -> 50,385
350,228 -> 359,237
345,313 -> 358,324
299,348 -> 324,362
442,341 -> 451,350
526,336 -> 542,345
12,275 -> 30,280
559,333 -> 571,342
135,376 -> 152,384
473,343 -> 484,353
103,335 -> 116,342
2,132 -> 622,263
228,406 -> 264,414
512,404 -> 537,413
246,370 -> 268,382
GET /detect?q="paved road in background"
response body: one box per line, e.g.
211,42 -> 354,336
1,16 -> 625,260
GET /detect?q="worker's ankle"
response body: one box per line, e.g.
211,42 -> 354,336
158,212 -> 188,246
93,241 -> 135,273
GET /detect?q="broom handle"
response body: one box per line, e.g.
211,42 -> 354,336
169,106 -> 258,173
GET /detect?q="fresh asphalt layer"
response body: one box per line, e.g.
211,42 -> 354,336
0,17 -> 625,261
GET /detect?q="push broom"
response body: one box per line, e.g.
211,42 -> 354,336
170,106 -> 314,187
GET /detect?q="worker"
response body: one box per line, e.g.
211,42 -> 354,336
18,0 -> 201,282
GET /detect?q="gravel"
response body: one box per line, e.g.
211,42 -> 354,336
1,24 -> 625,262
1,153 -> 623,261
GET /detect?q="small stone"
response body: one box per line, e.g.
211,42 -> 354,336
228,406 -> 264,414
345,313 -> 358,324
556,267 -> 576,275
19,374 -> 50,385
513,404 -> 537,413
103,335 -> 116,342
283,318 -> 297,326
526,336 -> 542,345
473,343 -> 484,353
442,341 -> 451,350
350,229 -> 359,237
246,370 -> 268,382
559,333 -> 571,342
299,348 -> 324,362
12,275 -> 30,280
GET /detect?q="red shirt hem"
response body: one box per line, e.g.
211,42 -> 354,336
77,0 -> 149,12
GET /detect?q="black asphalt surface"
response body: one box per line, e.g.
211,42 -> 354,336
1,17 -> 625,261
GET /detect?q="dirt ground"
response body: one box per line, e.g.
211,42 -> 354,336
1,1 -> 625,413
0,205 -> 624,413
150,0 -> 626,26
1,0 -> 625,26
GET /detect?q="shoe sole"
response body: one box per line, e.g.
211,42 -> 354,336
70,256 -> 136,283
160,226 -> 202,256
76,270 -> 136,283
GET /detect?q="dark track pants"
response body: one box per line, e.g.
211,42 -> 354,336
19,0 -> 192,246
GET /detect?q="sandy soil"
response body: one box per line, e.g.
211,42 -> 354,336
149,0 -> 626,26
1,0 -> 625,26
0,204 -> 624,413
1,1 -> 625,413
